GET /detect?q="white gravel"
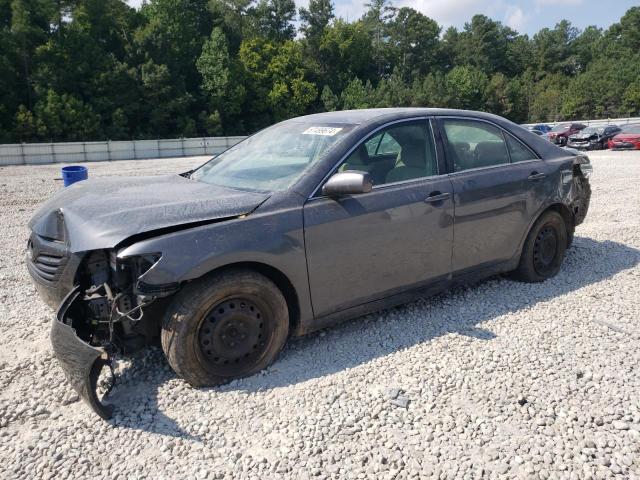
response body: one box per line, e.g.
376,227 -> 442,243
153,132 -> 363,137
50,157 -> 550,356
1,152 -> 639,479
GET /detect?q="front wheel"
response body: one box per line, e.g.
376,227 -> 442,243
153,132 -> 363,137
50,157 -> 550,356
161,269 -> 289,387
512,211 -> 567,283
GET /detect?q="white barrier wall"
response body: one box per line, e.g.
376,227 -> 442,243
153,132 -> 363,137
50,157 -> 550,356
522,116 -> 640,129
0,136 -> 247,166
2,115 -> 639,166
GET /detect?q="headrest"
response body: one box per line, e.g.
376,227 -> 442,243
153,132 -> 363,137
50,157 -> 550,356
400,142 -> 426,168
352,145 -> 370,165
474,141 -> 509,167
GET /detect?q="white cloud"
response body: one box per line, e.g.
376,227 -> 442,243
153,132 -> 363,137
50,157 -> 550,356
505,6 -> 528,30
535,0 -> 583,4
383,0 -> 536,32
125,0 -> 539,34
333,0 -> 367,21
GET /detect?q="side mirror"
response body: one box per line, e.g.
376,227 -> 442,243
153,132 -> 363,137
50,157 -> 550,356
322,171 -> 373,196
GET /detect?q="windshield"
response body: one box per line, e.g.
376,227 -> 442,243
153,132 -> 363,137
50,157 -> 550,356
191,121 -> 355,192
622,124 -> 640,134
582,127 -> 604,134
551,124 -> 569,132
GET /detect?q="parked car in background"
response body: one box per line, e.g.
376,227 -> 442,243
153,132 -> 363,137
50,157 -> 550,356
608,124 -> 640,150
567,125 -> 621,150
27,108 -> 593,419
532,124 -> 552,134
522,124 -> 551,136
547,123 -> 587,146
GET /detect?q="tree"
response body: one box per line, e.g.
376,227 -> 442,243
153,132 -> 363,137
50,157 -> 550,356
455,15 -> 519,75
386,8 -> 440,80
320,85 -> 339,111
208,0 -> 254,52
363,0 -> 394,76
1,2 -> 640,142
619,6 -> 640,51
532,20 -> 580,76
623,80 -> 640,116
340,77 -> 373,109
197,27 -> 245,121
10,0 -> 54,109
239,38 -> 317,125
445,65 -> 488,110
34,89 -> 101,140
318,20 -> 374,92
253,0 -> 296,42
299,0 -> 333,47
136,0 -> 213,92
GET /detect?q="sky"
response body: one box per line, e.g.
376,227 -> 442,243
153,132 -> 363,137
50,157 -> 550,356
127,0 -> 638,36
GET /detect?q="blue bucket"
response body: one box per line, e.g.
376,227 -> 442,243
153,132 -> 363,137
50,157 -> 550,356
61,165 -> 88,187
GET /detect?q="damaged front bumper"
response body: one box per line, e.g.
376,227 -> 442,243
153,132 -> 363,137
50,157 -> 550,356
51,286 -> 114,419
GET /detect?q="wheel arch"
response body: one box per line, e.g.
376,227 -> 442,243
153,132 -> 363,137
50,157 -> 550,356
193,261 -> 301,335
517,202 -> 575,261
545,203 -> 575,239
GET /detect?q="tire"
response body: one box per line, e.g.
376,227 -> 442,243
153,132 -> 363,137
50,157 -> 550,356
513,211 -> 568,283
161,269 -> 289,387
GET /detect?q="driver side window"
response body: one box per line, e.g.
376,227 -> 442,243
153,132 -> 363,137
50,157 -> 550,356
339,121 -> 437,186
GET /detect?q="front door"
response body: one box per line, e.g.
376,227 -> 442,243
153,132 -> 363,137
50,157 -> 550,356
303,119 -> 454,318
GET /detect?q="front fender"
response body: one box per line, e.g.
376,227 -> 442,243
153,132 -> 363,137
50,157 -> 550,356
117,208 -> 315,332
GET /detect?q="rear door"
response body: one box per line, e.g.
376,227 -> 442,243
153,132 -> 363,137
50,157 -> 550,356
303,119 -> 454,318
437,117 -> 552,274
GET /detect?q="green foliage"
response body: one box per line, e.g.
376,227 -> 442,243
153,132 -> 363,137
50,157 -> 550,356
197,27 -> 245,118
320,85 -> 339,111
35,89 -> 101,140
0,1 -> 639,142
445,65 -> 488,110
318,20 -> 374,92
239,38 -> 316,124
340,78 -> 373,110
299,0 -> 333,48
386,8 -> 440,80
253,0 -> 296,42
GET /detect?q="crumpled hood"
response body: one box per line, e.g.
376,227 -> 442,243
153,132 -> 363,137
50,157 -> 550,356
29,175 -> 270,253
571,133 -> 598,141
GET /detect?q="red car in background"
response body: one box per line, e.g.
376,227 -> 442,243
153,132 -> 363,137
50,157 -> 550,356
547,123 -> 587,146
608,124 -> 640,150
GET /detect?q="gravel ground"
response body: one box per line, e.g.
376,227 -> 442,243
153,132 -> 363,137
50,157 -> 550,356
0,151 -> 639,480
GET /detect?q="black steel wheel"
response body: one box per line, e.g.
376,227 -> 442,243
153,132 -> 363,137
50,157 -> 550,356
532,226 -> 559,277
196,297 -> 271,377
161,269 -> 289,387
513,210 -> 567,283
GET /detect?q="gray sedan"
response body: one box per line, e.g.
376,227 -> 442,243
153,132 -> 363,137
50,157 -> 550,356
26,108 -> 592,418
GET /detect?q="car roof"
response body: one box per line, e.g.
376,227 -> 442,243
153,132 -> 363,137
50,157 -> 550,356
284,108 -> 512,126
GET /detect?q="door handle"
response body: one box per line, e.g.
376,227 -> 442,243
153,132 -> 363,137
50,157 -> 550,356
424,192 -> 451,203
528,172 -> 546,181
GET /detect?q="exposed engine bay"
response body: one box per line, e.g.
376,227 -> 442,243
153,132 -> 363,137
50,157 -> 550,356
52,250 -> 175,419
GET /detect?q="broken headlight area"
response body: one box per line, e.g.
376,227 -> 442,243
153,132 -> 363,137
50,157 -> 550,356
52,250 -> 175,419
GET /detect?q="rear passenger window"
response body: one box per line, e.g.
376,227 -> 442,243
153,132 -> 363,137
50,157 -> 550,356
442,119 -> 509,172
505,134 -> 537,162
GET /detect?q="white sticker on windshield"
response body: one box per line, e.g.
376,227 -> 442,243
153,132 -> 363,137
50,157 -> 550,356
302,127 -> 343,136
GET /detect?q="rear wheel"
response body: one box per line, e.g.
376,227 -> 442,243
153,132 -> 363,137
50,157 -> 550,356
161,269 -> 289,387
513,211 -> 567,283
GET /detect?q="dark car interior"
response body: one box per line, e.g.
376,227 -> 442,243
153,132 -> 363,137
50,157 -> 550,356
342,123 -> 437,185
